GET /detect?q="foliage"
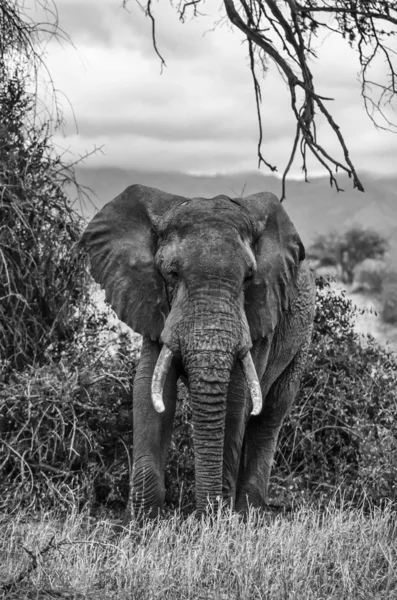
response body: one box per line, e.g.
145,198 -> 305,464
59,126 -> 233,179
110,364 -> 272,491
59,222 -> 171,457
165,383 -> 195,513
274,277 -> 397,506
0,0 -> 63,63
0,307 -> 136,513
2,506 -> 396,599
0,4 -> 91,371
307,232 -> 341,268
128,1 -> 397,196
2,278 -> 397,514
354,258 -> 397,294
309,227 -> 388,284
0,0 -> 123,513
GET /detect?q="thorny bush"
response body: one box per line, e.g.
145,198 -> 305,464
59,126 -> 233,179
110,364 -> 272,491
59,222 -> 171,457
0,62 -> 90,372
0,305 -> 137,513
1,278 -> 397,514
274,277 -> 397,507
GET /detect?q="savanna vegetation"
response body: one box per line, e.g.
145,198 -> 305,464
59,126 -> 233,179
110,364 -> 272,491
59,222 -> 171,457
2,504 -> 396,599
308,227 -> 389,285
1,1 -> 397,598
309,227 -> 397,324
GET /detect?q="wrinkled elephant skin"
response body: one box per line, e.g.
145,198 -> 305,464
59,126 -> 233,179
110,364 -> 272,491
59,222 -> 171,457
81,185 -> 315,521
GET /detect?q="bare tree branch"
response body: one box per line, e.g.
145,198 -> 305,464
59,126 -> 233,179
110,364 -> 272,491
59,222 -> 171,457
124,0 -> 397,195
178,0 -> 206,22
224,0 -> 365,191
126,0 -> 166,70
0,0 -> 73,126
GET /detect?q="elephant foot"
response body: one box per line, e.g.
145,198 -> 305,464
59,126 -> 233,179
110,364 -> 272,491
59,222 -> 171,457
127,460 -> 165,523
122,502 -> 163,528
122,505 -> 132,528
235,486 -> 268,514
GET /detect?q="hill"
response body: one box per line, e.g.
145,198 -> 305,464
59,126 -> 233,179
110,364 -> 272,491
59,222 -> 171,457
73,167 -> 397,256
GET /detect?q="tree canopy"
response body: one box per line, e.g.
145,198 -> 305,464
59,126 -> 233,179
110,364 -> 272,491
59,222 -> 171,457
308,226 -> 389,283
125,1 -> 397,199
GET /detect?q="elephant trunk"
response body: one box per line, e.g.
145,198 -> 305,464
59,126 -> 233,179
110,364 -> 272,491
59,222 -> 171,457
186,346 -> 233,514
178,290 -> 249,515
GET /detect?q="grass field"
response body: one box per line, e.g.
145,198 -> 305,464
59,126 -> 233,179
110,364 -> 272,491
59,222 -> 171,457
1,503 -> 396,599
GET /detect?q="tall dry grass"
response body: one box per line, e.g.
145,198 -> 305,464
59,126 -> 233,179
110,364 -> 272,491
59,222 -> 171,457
1,503 -> 396,599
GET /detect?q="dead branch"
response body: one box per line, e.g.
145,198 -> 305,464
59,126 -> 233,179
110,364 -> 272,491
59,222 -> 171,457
127,1 -> 397,195
0,535 -> 56,595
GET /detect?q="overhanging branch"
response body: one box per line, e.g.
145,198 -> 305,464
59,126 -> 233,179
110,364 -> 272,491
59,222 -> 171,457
224,0 -> 365,192
126,0 -> 397,195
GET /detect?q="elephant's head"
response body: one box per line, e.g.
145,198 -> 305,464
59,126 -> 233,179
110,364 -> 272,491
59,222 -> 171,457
81,185 -> 304,512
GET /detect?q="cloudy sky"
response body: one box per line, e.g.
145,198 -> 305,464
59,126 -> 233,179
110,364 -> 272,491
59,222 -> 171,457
38,0 -> 397,178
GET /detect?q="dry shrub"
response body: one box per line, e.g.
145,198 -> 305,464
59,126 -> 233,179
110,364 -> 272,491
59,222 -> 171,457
0,68 -> 91,372
274,277 -> 397,506
2,282 -> 397,515
354,258 -> 395,293
0,316 -> 137,514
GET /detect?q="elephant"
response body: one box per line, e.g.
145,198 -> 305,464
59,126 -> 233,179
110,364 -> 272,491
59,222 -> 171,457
80,184 -> 315,522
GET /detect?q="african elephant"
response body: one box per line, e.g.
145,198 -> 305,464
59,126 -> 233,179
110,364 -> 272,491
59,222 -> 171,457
81,184 -> 315,522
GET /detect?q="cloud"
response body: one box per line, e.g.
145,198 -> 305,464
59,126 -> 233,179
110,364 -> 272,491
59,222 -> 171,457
54,1 -> 113,45
46,1 -> 397,178
55,0 -> 220,59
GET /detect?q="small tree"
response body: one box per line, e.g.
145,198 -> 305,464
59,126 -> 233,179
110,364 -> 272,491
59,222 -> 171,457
0,1 -> 91,372
309,227 -> 388,284
307,233 -> 341,268
339,228 -> 389,284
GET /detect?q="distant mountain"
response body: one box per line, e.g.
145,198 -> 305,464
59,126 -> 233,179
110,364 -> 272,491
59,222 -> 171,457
73,167 -> 397,254
72,167 -> 280,217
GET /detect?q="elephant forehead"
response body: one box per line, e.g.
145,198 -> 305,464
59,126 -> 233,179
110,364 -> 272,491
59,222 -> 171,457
160,226 -> 255,275
165,196 -> 253,236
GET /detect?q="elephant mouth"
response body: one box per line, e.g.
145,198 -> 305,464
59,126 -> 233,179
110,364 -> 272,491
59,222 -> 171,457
151,344 -> 262,416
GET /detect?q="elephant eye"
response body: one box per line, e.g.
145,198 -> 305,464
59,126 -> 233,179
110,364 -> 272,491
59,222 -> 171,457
165,264 -> 178,279
244,267 -> 254,288
245,267 -> 254,281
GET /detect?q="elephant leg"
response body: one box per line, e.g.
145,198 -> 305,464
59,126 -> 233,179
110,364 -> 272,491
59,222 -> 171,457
123,337 -> 178,524
222,362 -> 250,507
235,343 -> 308,512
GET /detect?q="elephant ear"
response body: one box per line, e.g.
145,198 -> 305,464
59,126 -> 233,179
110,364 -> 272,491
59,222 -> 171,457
80,184 -> 187,339
237,192 -> 305,340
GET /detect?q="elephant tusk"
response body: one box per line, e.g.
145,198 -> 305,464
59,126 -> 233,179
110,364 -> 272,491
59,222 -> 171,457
241,352 -> 263,416
151,344 -> 173,413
